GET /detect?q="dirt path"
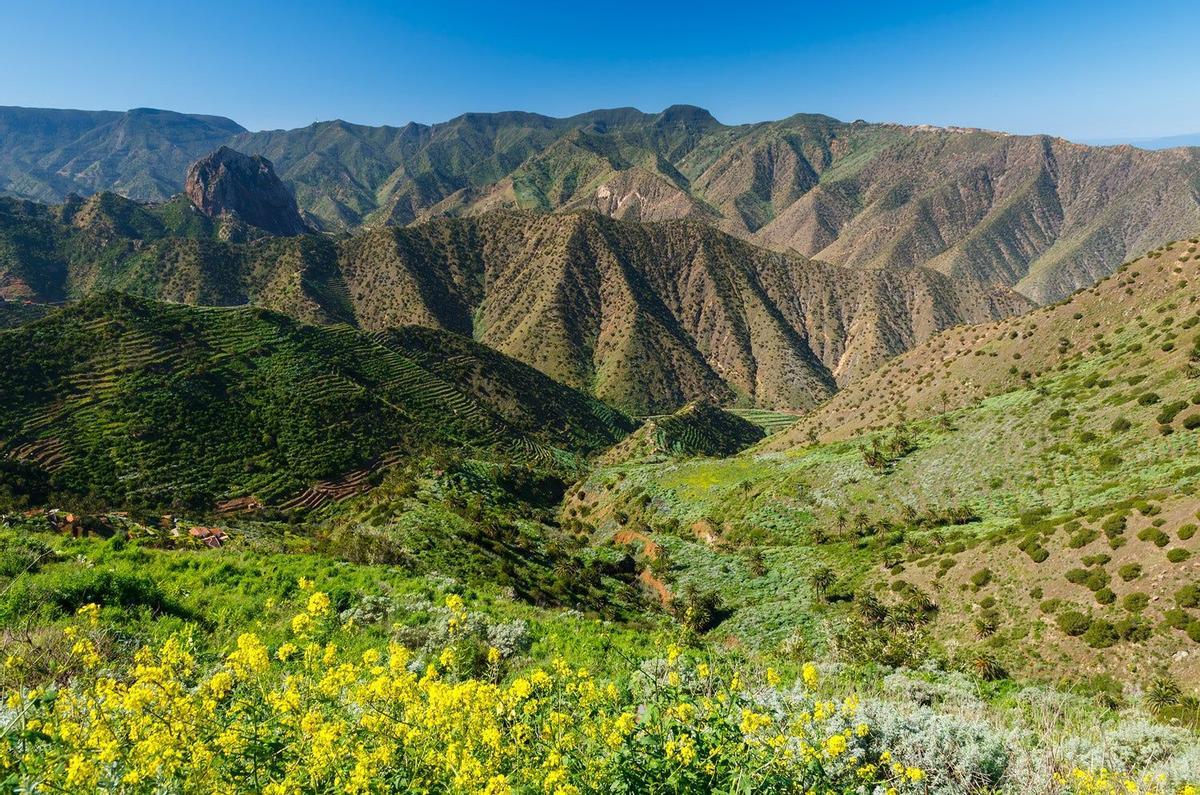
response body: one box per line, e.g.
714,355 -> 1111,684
613,529 -> 672,606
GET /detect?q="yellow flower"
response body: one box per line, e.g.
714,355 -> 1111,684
802,662 -> 819,689
487,646 -> 502,665
825,734 -> 848,757
905,766 -> 925,782
306,591 -> 331,616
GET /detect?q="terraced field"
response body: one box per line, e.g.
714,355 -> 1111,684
0,294 -> 632,511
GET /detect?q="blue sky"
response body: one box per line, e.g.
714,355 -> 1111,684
2,0 -> 1198,140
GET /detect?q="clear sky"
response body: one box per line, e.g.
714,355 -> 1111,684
2,0 -> 1198,140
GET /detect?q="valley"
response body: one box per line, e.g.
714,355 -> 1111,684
1,104 -> 1199,793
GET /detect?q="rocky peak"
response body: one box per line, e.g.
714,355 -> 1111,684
184,146 -> 308,236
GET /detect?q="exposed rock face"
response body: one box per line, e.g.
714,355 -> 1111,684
184,147 -> 307,236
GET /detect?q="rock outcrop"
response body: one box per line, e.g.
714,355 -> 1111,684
184,147 -> 307,236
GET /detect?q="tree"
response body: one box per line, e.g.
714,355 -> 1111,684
810,566 -> 836,596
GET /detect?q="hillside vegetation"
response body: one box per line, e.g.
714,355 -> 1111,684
0,293 -> 631,511
602,402 -> 765,464
571,240 -> 1200,687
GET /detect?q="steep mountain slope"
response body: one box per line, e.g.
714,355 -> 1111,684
0,197 -> 1029,413
0,107 -> 245,203
778,237 -> 1200,445
0,293 -> 632,510
234,110 -> 1200,303
4,106 -> 1198,302
571,237 -> 1200,684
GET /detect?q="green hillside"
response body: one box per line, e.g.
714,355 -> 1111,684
603,402 -> 765,464
0,293 -> 631,512
571,240 -> 1200,686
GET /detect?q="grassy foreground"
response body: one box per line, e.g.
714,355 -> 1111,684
0,524 -> 1197,793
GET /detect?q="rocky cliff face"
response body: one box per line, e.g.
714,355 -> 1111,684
184,147 -> 308,236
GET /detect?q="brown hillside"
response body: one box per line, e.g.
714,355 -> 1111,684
776,236 -> 1200,447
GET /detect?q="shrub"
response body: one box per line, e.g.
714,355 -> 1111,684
1175,584 -> 1200,609
1115,618 -> 1151,642
1084,569 -> 1111,592
970,569 -> 993,588
1110,417 -> 1132,432
1163,609 -> 1191,630
0,568 -> 177,621
0,534 -> 54,578
1137,392 -> 1160,406
1122,592 -> 1149,613
1188,621 -> 1200,643
1183,414 -> 1200,430
1137,527 -> 1170,547
1156,400 -> 1188,424
1094,588 -> 1116,606
1065,568 -> 1090,585
1166,548 -> 1190,563
1057,610 -> 1092,636
1083,620 -> 1118,648
1068,528 -> 1099,548
1113,564 -> 1142,583
1040,599 -> 1062,614
1179,523 -> 1198,540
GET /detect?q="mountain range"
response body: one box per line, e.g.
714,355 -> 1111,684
3,105 -> 1200,304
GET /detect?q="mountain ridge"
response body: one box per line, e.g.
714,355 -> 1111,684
4,105 -> 1199,304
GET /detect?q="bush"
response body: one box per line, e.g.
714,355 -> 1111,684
1122,592 -> 1149,613
1117,563 -> 1142,582
1156,400 -> 1188,425
1178,524 -> 1198,540
1094,588 -> 1116,606
1166,548 -> 1190,563
0,533 -> 54,577
0,568 -> 177,621
859,702 -> 1010,791
1175,584 -> 1200,609
1057,610 -> 1092,637
1115,618 -> 1151,642
1137,527 -> 1170,547
1083,620 -> 1118,648
1188,621 -> 1200,643
1163,609 -> 1191,630
1183,414 -> 1200,430
1084,569 -> 1111,592
1137,392 -> 1160,406
1068,528 -> 1099,548
1111,417 -> 1132,433
970,569 -> 993,588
